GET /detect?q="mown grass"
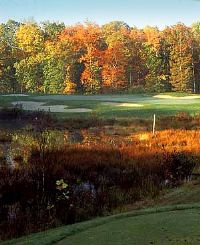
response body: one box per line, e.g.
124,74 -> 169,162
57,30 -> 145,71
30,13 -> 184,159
57,207 -> 200,245
1,93 -> 200,119
2,203 -> 200,245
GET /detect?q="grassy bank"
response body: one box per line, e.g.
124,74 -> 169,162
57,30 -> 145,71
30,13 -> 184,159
2,202 -> 200,245
3,180 -> 200,244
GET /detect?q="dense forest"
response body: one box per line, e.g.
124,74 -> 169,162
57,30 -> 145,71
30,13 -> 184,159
1,20 -> 200,94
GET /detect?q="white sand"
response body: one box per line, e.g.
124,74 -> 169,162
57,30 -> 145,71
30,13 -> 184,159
154,95 -> 200,99
102,102 -> 144,107
12,101 -> 92,113
62,108 -> 92,112
12,101 -> 45,110
2,94 -> 29,97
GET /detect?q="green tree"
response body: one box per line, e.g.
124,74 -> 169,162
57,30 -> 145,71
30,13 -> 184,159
191,22 -> 200,93
126,28 -> 146,90
0,20 -> 20,92
164,24 -> 193,92
43,58 -> 65,93
42,21 -> 65,41
143,27 -> 170,92
14,55 -> 44,92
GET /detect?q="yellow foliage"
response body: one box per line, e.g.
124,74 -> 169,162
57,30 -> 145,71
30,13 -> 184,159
16,23 -> 44,53
63,81 -> 77,94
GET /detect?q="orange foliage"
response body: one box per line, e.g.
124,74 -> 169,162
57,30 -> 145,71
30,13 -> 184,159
59,23 -> 103,92
143,26 -> 161,51
125,129 -> 200,159
59,129 -> 200,169
101,42 -> 127,90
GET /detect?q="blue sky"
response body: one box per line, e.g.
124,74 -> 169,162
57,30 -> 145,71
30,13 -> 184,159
0,0 -> 200,28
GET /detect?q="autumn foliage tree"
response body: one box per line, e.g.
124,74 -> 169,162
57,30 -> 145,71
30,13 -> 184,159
58,24 -> 86,93
101,22 -> 129,91
0,20 -> 200,94
14,22 -> 45,92
79,23 -> 104,94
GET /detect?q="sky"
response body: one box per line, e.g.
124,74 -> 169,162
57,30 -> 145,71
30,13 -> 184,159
0,0 -> 200,29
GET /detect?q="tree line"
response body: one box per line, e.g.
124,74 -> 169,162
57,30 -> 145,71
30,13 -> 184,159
1,20 -> 200,94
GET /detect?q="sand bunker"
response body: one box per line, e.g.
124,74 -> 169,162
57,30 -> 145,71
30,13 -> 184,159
102,102 -> 144,107
62,108 -> 92,112
2,94 -> 29,97
12,101 -> 45,110
12,101 -> 92,113
154,95 -> 200,99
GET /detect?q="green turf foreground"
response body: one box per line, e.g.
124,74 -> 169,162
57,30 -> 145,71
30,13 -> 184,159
57,208 -> 200,245
2,204 -> 200,245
